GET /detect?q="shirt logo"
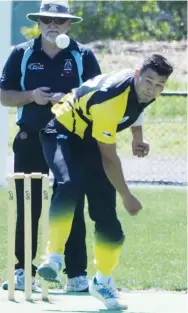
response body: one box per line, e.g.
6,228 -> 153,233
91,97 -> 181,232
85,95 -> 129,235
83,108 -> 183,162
61,59 -> 72,76
48,4 -> 58,12
102,131 -> 112,137
56,134 -> 68,140
19,132 -> 28,140
119,116 -> 129,124
64,59 -> 72,71
28,63 -> 44,70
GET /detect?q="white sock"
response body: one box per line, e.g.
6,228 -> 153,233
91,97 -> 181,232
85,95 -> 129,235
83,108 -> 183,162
48,253 -> 63,269
96,271 -> 111,285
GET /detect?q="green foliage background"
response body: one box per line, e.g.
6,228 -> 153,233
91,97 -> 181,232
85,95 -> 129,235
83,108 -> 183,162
22,1 -> 187,42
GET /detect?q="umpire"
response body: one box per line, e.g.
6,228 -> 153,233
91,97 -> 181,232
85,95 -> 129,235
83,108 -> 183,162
0,0 -> 101,292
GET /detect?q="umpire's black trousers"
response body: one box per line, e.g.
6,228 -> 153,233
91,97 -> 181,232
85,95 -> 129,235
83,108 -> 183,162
13,129 -> 87,277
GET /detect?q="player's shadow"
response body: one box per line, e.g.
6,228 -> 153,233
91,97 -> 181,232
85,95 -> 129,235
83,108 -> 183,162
43,309 -> 153,313
46,290 -> 90,296
30,291 -> 153,313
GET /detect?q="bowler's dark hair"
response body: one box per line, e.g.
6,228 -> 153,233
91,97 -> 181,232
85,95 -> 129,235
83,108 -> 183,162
140,54 -> 173,77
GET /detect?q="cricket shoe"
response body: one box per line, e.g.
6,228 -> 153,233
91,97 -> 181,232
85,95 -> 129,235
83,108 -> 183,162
1,268 -> 39,291
37,261 -> 61,283
64,275 -> 89,292
89,276 -> 128,310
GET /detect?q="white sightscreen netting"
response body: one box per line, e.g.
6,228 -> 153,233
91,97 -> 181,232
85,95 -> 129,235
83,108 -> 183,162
0,1 -> 11,187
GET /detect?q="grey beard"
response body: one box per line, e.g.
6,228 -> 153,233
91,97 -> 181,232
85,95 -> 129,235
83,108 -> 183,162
44,33 -> 58,44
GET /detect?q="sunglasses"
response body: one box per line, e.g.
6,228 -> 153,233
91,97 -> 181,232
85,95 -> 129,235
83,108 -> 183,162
40,16 -> 69,25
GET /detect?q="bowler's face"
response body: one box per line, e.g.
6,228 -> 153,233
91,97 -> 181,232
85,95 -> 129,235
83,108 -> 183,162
135,68 -> 167,103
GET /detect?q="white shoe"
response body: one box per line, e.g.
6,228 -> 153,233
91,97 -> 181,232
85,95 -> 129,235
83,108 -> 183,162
64,276 -> 89,292
1,268 -> 39,291
89,276 -> 128,310
37,261 -> 61,283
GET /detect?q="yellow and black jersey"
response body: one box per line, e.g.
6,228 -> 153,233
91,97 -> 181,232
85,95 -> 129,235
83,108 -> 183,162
52,70 -> 154,144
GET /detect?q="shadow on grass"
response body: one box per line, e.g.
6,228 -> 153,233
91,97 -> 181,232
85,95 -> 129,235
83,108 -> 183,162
43,309 -> 153,313
33,290 -> 90,296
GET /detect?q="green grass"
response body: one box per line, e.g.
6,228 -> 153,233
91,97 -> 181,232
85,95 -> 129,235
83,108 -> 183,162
164,79 -> 187,92
116,94 -> 187,157
0,188 -> 186,291
145,96 -> 187,120
117,122 -> 187,156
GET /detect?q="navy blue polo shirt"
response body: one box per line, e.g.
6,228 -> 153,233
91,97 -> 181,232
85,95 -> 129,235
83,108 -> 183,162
0,35 -> 101,131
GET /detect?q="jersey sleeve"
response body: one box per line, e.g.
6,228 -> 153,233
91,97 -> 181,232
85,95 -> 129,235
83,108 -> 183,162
82,49 -> 102,82
131,112 -> 144,126
0,47 -> 23,90
89,97 -> 121,144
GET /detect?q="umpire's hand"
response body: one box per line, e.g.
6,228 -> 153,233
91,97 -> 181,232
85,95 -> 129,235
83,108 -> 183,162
49,92 -> 65,105
32,87 -> 54,105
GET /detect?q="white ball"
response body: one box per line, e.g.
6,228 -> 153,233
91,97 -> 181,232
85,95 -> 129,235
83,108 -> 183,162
56,34 -> 70,49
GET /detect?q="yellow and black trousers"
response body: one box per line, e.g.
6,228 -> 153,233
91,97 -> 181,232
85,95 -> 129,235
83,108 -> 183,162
40,119 -> 125,276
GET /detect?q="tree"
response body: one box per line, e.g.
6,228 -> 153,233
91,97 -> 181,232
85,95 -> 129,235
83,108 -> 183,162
21,1 -> 187,42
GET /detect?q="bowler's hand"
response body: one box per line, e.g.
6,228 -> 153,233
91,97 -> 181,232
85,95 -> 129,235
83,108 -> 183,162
132,139 -> 150,157
123,193 -> 142,216
32,87 -> 53,105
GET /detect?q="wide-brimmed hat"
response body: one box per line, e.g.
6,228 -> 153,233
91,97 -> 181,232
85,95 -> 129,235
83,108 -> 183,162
26,1 -> 83,24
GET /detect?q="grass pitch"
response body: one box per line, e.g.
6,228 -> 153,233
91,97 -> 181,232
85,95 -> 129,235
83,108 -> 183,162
0,188 -> 186,291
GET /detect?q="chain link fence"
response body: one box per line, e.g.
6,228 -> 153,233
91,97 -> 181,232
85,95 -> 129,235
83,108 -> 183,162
122,156 -> 187,186
6,38 -> 187,187
7,92 -> 187,187
89,40 -> 187,186
119,92 -> 187,186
